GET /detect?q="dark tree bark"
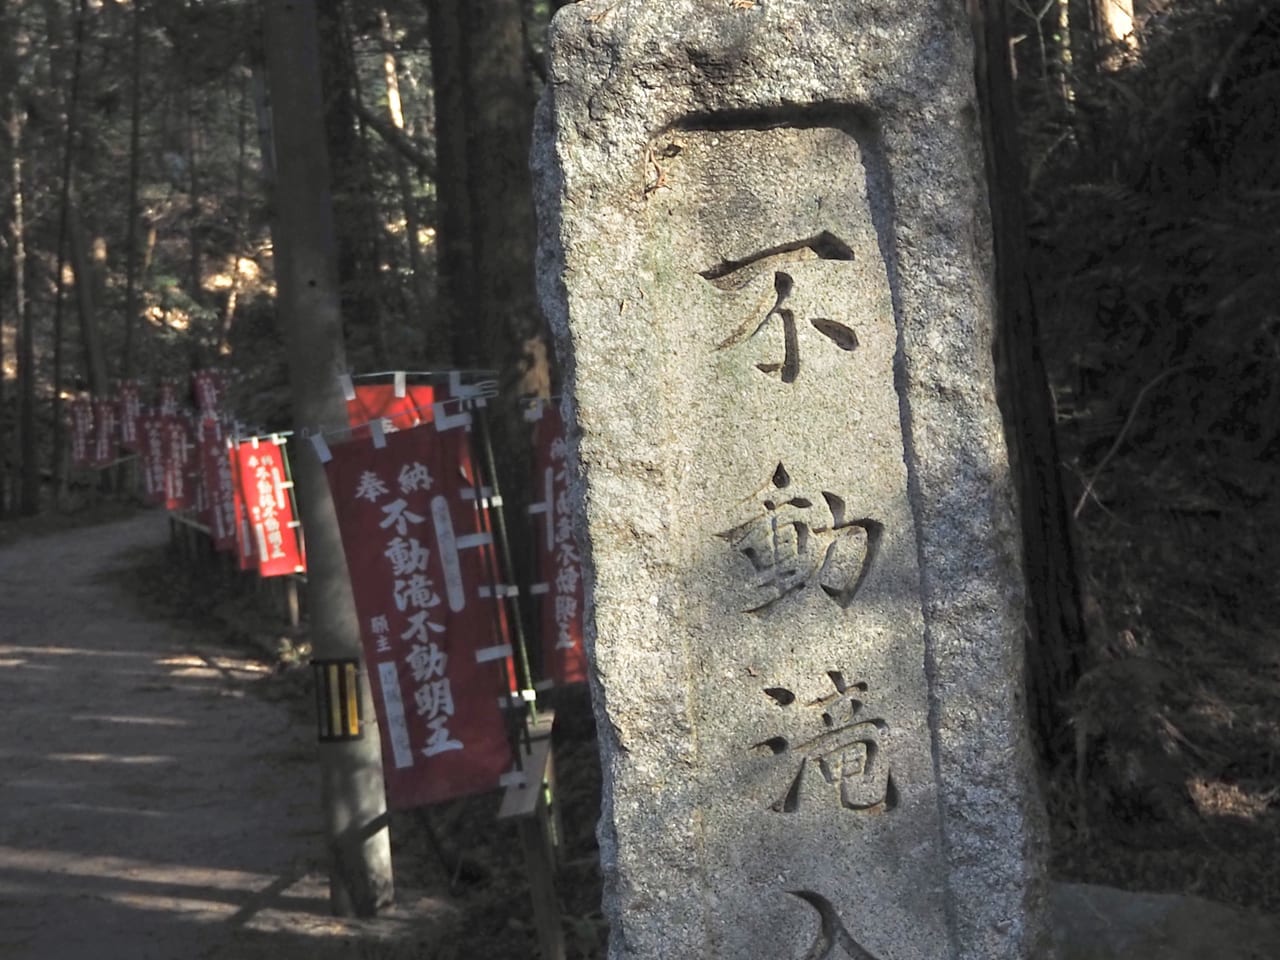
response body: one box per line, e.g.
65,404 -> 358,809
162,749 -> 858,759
5,0 -> 35,516
425,0 -> 550,656
317,0 -> 388,369
377,7 -> 432,336
67,200 -> 109,396
0,0 -> 11,518
970,0 -> 1087,764
49,0 -> 91,496
424,0 -> 474,365
262,0 -> 394,918
428,0 -> 547,394
121,0 -> 143,378
185,79 -> 204,316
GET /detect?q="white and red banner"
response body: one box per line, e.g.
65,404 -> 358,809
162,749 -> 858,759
158,378 -> 181,416
233,438 -> 306,578
345,381 -> 436,438
91,397 -> 118,468
117,381 -> 142,450
137,414 -> 168,504
192,369 -> 225,416
69,397 -> 94,470
163,416 -> 192,511
197,419 -> 237,551
324,418 -> 515,808
228,440 -> 258,571
528,402 -> 588,687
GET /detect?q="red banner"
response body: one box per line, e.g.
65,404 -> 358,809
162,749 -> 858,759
118,381 -> 142,450
163,417 -> 192,511
158,379 -> 181,416
69,397 -> 93,470
137,414 -> 167,504
91,398 -> 118,468
345,382 -> 435,437
191,369 -> 226,416
528,403 -> 588,687
324,419 -> 515,808
228,440 -> 257,571
184,417 -> 209,527
197,419 -> 237,551
233,438 -> 306,578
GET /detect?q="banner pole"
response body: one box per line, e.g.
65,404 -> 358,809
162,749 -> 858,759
474,406 -> 538,706
463,415 -> 530,758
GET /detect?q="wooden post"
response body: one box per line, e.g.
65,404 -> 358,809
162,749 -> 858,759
497,713 -> 564,960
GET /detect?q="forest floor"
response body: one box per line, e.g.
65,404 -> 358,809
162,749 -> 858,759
1045,420 -> 1280,915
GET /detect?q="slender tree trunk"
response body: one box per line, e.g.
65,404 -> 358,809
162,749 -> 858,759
68,200 -> 108,396
970,0 -> 1086,763
378,7 -> 433,343
1094,0 -> 1137,67
250,56 -> 275,189
121,0 -> 143,378
317,0 -> 387,369
50,0 -> 90,500
6,3 -> 35,515
186,79 -> 203,318
0,0 -> 11,518
424,0 -> 474,364
220,66 -> 249,356
262,0 -> 394,918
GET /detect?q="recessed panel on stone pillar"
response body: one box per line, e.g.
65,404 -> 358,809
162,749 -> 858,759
640,121 -> 948,958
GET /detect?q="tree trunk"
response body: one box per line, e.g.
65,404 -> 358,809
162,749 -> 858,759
424,0 -> 475,366
121,0 -> 143,378
426,0 -> 550,655
1094,0 -> 1137,67
970,0 -> 1086,764
68,200 -> 109,396
378,7 -> 434,349
185,79 -> 204,317
0,0 -> 12,518
49,0 -> 90,499
458,0 -> 542,387
317,0 -> 388,369
262,0 -> 394,918
5,0 -> 35,516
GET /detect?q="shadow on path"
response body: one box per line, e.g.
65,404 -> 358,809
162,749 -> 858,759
0,512 -> 452,960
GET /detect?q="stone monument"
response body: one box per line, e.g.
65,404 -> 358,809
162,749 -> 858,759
532,2 -> 1050,958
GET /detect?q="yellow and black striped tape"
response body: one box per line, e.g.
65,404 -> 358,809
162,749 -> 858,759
313,658 -> 363,741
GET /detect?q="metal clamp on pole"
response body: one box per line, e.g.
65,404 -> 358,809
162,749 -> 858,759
313,658 -> 363,742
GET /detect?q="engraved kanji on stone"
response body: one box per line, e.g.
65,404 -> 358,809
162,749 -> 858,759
702,239 -> 860,384
718,462 -> 882,613
753,671 -> 893,814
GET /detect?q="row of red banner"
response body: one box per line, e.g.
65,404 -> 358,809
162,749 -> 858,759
68,371 -> 231,471
134,413 -> 307,578
73,367 -> 588,809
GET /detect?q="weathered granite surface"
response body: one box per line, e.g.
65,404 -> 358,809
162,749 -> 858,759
532,2 -> 1049,958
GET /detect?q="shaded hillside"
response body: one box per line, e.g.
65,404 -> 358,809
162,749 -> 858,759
1024,0 -> 1280,909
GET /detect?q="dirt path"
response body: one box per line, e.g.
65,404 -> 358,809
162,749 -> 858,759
0,513 -> 446,960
